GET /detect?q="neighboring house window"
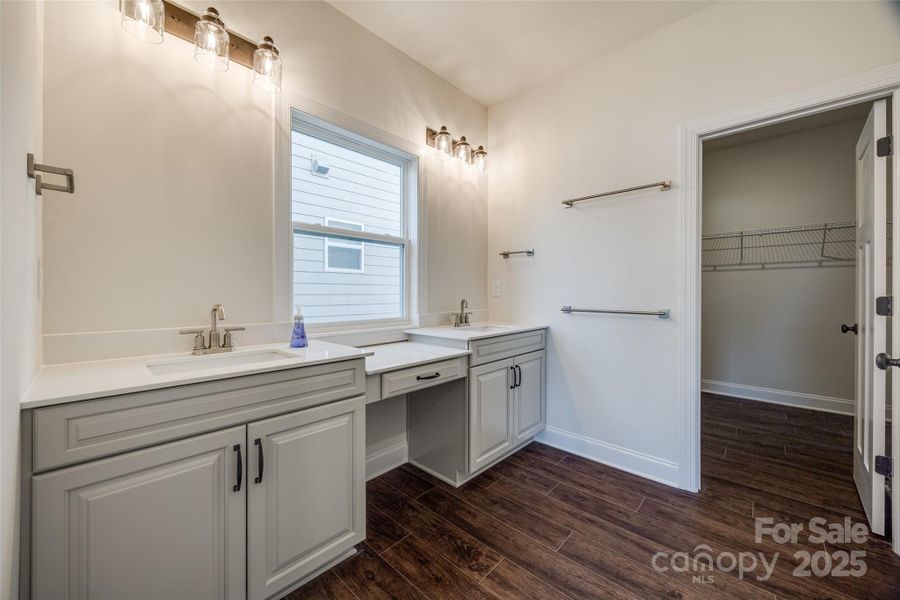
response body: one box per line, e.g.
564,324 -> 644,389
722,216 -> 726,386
291,111 -> 415,326
324,218 -> 364,273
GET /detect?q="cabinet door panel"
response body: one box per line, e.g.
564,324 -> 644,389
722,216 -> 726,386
248,396 -> 365,600
469,359 -> 514,472
515,350 -> 546,444
32,426 -> 246,600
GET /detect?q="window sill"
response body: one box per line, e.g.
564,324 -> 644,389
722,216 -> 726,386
309,321 -> 413,348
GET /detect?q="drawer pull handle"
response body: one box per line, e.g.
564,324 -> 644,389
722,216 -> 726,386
254,438 -> 264,484
416,372 -> 441,381
233,444 -> 243,492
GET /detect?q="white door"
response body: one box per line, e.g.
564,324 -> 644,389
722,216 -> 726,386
854,98 -> 888,536
247,396 -> 365,600
469,358 -> 515,472
32,426 -> 247,600
514,350 -> 546,444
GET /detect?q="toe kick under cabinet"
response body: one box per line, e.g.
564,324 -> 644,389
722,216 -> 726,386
408,329 -> 546,485
24,358 -> 366,600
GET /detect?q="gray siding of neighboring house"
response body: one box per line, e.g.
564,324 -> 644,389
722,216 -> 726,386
292,131 -> 404,324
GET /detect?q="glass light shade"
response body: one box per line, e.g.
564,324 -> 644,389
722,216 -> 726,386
474,146 -> 487,173
455,136 -> 472,163
120,0 -> 165,44
252,37 -> 282,93
434,126 -> 452,160
194,7 -> 229,71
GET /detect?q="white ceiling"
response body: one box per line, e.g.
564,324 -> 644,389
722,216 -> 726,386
328,0 -> 713,106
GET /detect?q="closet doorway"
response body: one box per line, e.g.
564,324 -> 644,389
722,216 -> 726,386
699,99 -> 899,568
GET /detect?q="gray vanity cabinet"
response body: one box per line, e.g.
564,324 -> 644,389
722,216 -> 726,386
247,397 -> 364,600
27,360 -> 367,600
468,349 -> 546,473
32,425 -> 247,600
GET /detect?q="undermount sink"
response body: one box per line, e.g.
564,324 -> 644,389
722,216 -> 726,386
461,325 -> 514,333
147,349 -> 296,376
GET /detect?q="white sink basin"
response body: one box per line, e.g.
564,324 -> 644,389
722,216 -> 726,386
462,325 -> 514,333
147,349 -> 296,376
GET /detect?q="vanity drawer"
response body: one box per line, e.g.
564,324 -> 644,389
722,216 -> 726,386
381,357 -> 467,399
32,359 -> 365,473
469,330 -> 546,366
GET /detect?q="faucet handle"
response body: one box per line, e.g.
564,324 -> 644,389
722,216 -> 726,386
223,326 -> 245,349
179,329 -> 206,352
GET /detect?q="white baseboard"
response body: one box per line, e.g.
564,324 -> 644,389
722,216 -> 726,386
701,379 -> 854,415
366,441 -> 408,481
536,426 -> 680,488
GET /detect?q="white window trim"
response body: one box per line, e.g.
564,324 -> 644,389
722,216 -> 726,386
274,92 -> 427,334
323,217 -> 365,274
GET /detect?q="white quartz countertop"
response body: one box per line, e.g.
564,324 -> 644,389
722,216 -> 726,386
404,322 -> 547,342
22,340 -> 372,409
361,341 -> 471,375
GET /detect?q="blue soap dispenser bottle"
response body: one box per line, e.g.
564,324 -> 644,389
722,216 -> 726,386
290,304 -> 308,348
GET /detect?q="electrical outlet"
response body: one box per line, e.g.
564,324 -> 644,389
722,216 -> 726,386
491,280 -> 502,297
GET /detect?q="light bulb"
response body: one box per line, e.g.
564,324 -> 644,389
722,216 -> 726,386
434,126 -> 452,160
474,146 -> 487,173
121,0 -> 164,44
193,7 -> 229,71
252,36 -> 283,94
455,136 -> 472,163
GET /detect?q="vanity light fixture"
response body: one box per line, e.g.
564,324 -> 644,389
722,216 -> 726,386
455,136 -> 472,163
193,7 -> 230,71
120,0 -> 165,44
434,126 -> 453,159
252,36 -> 283,93
473,145 -> 487,173
425,126 -> 487,173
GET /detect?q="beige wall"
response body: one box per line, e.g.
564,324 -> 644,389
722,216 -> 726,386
42,0 -> 487,339
702,119 -> 863,403
1,2 -> 44,596
487,1 -> 900,483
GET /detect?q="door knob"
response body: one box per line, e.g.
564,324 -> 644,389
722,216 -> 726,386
841,323 -> 858,335
875,353 -> 900,370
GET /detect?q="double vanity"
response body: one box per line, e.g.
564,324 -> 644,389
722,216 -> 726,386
19,321 -> 546,600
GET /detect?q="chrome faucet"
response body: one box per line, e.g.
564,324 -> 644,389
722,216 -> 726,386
452,298 -> 473,327
209,304 -> 225,349
179,304 -> 245,355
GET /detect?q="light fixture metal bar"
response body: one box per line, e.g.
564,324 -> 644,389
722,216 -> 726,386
561,180 -> 672,208
162,1 -> 257,69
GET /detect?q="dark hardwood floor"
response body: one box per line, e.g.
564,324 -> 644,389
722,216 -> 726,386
285,394 -> 900,599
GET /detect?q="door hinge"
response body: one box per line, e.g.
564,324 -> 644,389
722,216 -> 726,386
876,296 -> 892,316
875,455 -> 893,477
877,135 -> 893,157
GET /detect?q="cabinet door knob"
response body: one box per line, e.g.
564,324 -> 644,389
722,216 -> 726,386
515,365 -> 522,388
509,366 -> 516,389
841,323 -> 858,335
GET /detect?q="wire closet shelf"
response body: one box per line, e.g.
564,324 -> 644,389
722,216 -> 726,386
702,221 -> 863,269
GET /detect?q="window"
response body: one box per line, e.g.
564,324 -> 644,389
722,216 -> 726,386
291,111 -> 415,326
